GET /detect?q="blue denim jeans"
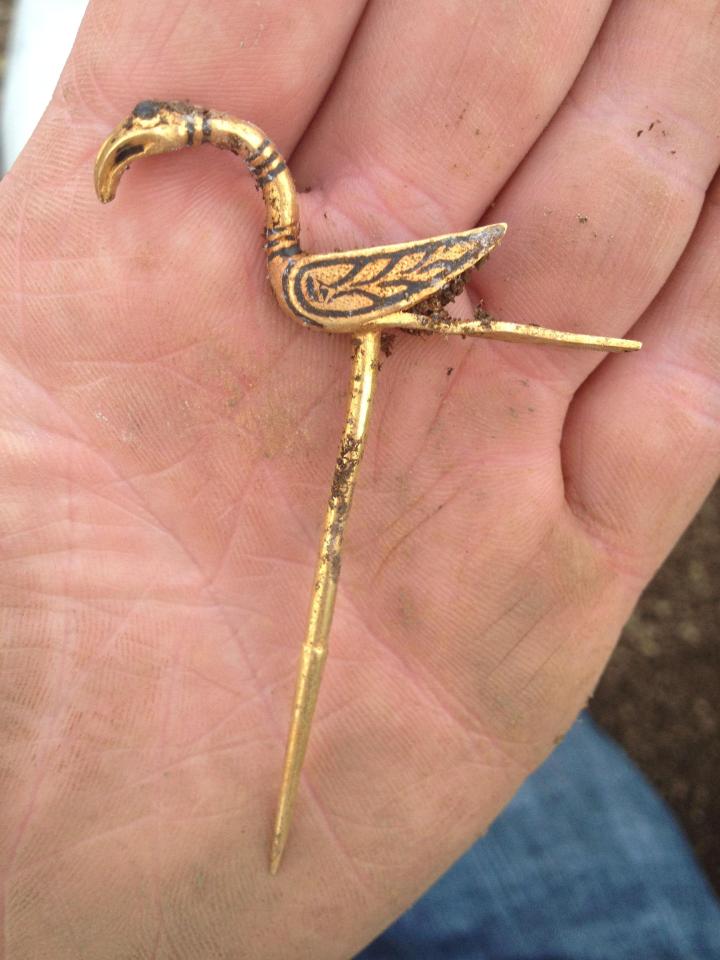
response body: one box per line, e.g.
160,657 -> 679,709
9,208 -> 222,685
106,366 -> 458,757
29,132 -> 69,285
356,713 -> 720,959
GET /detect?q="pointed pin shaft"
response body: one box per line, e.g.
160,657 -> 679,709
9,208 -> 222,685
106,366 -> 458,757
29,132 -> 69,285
270,331 -> 381,873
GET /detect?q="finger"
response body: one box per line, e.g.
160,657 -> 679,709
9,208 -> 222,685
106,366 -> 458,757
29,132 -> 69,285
562,172 -> 720,577
293,0 -> 611,245
464,0 -> 720,393
7,0 -> 368,179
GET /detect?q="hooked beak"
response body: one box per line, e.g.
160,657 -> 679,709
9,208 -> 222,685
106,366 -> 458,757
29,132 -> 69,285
94,100 -> 193,203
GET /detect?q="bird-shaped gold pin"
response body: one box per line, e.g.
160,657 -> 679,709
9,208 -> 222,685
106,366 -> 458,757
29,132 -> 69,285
95,101 -> 641,874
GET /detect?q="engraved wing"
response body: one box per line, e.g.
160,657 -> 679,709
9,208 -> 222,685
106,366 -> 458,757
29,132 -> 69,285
282,223 -> 506,326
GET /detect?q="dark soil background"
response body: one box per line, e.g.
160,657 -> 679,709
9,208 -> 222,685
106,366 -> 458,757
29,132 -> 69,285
592,486 -> 719,890
0,0 -> 717,894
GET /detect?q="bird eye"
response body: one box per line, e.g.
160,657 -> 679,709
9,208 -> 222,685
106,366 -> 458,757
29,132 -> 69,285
132,100 -> 161,120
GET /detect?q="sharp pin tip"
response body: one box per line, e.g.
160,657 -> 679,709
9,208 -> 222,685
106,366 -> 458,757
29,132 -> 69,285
269,836 -> 285,875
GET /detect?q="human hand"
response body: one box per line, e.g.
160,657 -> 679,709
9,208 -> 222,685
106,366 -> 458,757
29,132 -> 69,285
1,1 -> 718,957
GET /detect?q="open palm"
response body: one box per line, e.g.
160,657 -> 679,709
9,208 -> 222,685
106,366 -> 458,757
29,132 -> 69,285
1,2 -> 718,957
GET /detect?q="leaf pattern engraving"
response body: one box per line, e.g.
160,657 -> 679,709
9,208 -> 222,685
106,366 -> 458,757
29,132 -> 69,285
283,225 -> 505,324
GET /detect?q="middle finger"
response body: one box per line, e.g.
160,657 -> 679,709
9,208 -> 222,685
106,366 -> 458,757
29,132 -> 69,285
293,0 -> 612,245
289,0 -> 613,476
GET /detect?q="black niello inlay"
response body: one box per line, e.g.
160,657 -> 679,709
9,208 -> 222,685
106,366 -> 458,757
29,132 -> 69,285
265,233 -> 291,247
257,161 -> 287,187
186,116 -> 196,145
133,100 -> 160,119
202,112 -> 212,141
267,243 -> 301,261
265,226 -> 292,240
245,138 -> 271,164
253,151 -> 280,174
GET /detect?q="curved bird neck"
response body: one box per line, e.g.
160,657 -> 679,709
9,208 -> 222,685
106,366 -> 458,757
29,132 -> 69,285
204,115 -> 300,247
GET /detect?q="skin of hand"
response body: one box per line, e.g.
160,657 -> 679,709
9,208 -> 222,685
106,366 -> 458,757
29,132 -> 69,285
0,1 -> 718,956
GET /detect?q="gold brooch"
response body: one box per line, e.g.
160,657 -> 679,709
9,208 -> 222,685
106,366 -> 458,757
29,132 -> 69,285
95,101 -> 641,873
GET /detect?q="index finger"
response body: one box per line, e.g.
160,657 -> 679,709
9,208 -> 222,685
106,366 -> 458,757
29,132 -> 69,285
5,0 -> 369,183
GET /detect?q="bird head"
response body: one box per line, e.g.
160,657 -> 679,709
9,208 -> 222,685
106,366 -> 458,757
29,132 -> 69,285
94,100 -> 197,203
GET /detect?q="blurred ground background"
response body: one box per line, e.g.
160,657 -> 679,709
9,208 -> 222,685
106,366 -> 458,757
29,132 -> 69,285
0,0 -> 717,892
592,490 -> 719,890
0,2 -> 9,82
